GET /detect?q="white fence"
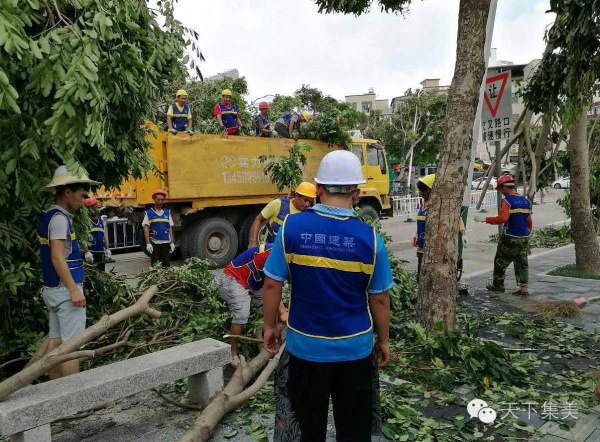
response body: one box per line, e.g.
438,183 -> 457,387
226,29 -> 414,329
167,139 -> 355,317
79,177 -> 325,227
392,190 -> 499,219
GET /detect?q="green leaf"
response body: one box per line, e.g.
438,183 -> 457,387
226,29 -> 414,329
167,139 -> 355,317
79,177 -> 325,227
29,39 -> 43,59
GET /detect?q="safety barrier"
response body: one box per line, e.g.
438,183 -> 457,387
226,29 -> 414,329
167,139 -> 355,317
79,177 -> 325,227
392,191 -> 500,219
105,218 -> 140,250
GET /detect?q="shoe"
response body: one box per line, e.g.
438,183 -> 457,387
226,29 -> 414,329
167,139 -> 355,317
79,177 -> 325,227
512,290 -> 529,297
486,284 -> 505,293
230,355 -> 240,368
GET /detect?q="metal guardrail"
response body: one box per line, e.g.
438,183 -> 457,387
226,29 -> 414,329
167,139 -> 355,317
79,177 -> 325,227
104,218 -> 140,250
392,190 -> 500,219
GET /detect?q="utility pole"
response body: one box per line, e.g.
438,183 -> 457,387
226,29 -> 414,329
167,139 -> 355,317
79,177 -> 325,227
495,140 -> 502,236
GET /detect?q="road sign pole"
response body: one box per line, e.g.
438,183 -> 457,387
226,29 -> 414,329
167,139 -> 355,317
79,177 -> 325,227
495,140 -> 502,237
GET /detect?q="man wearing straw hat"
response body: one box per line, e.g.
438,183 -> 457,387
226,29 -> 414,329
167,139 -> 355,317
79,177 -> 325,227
38,165 -> 99,378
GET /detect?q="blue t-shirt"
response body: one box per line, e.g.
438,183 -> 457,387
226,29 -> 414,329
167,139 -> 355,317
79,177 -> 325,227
264,204 -> 393,362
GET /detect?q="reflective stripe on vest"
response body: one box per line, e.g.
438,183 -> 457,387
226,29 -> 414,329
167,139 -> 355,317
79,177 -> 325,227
228,243 -> 273,291
282,209 -> 376,340
504,194 -> 532,237
37,209 -> 84,288
171,103 -> 189,131
89,219 -> 105,252
218,102 -> 238,130
259,198 -> 290,244
147,208 -> 171,242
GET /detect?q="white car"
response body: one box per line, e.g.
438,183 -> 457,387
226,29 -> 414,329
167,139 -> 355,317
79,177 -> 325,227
472,177 -> 497,190
552,177 -> 570,189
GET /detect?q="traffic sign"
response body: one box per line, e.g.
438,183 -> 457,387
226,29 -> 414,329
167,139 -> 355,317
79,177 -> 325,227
480,71 -> 512,142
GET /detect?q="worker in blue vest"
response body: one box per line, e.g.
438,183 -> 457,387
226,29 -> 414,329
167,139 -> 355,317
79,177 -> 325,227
82,197 -> 110,272
214,89 -> 242,138
274,111 -> 311,139
475,174 -> 533,296
254,101 -> 273,137
412,174 -> 467,280
262,150 -> 393,441
247,182 -> 316,249
167,89 -> 193,135
143,189 -> 175,267
38,165 -> 99,379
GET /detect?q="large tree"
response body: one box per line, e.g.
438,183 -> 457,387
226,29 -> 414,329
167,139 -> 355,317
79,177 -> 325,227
523,1 -> 600,273
0,0 -> 194,360
315,0 -> 493,332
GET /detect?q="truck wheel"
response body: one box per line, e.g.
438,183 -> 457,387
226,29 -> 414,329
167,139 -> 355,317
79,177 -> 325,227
237,212 -> 259,250
358,204 -> 379,223
179,228 -> 190,259
188,218 -> 238,267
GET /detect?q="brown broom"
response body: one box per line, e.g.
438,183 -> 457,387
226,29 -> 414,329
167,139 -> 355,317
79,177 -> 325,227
521,295 -> 600,318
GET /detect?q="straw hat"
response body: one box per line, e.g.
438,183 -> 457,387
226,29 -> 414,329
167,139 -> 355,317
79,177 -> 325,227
46,165 -> 100,188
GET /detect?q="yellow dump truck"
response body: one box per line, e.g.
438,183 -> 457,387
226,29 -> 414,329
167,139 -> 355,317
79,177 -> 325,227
96,127 -> 391,266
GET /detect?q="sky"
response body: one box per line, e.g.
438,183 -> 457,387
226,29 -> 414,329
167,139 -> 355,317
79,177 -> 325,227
172,0 -> 554,103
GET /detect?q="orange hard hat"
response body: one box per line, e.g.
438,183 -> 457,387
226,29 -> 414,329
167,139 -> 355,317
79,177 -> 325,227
152,189 -> 167,198
258,101 -> 270,109
497,174 -> 515,187
84,197 -> 98,207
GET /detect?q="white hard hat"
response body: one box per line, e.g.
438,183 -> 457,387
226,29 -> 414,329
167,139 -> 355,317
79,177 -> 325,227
314,150 -> 365,186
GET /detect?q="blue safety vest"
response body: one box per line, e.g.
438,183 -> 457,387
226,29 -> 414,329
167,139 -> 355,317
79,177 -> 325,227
277,113 -> 298,128
229,243 -> 273,291
259,198 -> 290,244
504,194 -> 532,237
146,208 -> 171,242
170,103 -> 190,131
217,102 -> 238,131
89,218 -> 105,252
282,208 -> 376,341
38,208 -> 84,288
416,205 -> 427,253
254,114 -> 270,137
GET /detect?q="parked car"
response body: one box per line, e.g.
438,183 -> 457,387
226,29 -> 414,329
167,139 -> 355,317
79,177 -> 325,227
472,177 -> 497,190
552,176 -> 570,189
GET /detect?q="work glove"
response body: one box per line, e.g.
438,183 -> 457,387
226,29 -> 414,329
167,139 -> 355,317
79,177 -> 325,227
462,235 -> 468,248
169,128 -> 177,135
146,243 -> 154,254
187,129 -> 194,135
412,237 -> 417,248
169,243 -> 175,253
84,251 -> 94,263
474,215 -> 486,223
104,249 -> 112,258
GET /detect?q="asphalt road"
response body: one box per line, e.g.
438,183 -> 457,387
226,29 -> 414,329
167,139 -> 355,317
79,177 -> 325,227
108,189 -> 570,281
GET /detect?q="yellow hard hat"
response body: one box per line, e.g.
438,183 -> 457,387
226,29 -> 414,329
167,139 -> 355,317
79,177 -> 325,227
221,89 -> 233,96
295,181 -> 317,199
418,174 -> 435,189
301,111 -> 311,122
176,89 -> 188,97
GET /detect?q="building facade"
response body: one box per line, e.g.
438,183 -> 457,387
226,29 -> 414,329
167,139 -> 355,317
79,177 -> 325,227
345,88 -> 390,116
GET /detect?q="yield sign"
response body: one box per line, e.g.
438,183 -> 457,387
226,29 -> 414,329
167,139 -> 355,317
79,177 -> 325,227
483,72 -> 509,118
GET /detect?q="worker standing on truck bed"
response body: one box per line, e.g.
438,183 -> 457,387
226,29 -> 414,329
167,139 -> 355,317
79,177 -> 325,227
261,150 -> 393,441
274,111 -> 311,139
248,182 -> 317,248
167,89 -> 193,135
143,189 -> 175,267
83,197 -> 110,272
214,89 -> 241,138
254,101 -> 273,137
217,243 -> 288,367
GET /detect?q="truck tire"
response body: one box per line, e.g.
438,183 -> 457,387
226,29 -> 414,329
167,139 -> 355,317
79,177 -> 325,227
237,212 -> 259,251
179,227 -> 190,259
188,218 -> 238,267
358,204 -> 379,223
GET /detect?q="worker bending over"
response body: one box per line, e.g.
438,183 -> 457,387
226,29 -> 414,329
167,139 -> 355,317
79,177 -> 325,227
274,111 -> 311,139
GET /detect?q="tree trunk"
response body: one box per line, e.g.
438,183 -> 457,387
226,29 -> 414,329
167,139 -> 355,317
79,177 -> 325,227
416,0 -> 491,332
527,113 -> 552,200
569,109 -> 600,273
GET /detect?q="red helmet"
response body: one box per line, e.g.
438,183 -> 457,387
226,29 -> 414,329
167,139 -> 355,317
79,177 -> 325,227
84,197 -> 98,207
152,189 -> 167,198
497,174 -> 515,187
258,101 -> 270,109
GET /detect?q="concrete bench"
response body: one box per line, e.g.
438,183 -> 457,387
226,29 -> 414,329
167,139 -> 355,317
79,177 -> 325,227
0,338 -> 230,442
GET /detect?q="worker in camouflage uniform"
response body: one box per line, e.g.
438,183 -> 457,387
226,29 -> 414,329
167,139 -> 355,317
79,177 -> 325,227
474,174 -> 532,296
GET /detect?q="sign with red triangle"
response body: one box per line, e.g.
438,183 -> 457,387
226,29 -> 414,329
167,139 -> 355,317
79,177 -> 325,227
484,72 -> 509,118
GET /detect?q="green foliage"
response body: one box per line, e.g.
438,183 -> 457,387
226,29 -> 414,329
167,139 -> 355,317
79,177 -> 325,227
522,2 -> 600,125
0,0 -> 194,366
162,77 -> 254,136
259,142 -> 312,192
314,0 -> 412,16
302,107 -> 353,147
488,226 -> 572,249
364,90 -> 447,164
268,94 -> 302,121
548,263 -> 600,279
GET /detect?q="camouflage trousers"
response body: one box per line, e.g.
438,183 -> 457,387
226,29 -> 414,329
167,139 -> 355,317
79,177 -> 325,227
493,235 -> 529,289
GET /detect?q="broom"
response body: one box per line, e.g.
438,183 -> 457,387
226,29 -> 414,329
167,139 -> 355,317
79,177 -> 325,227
521,295 -> 600,318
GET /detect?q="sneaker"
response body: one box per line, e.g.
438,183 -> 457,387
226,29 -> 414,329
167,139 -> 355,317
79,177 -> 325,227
512,290 -> 529,297
230,355 -> 240,368
486,284 -> 505,293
